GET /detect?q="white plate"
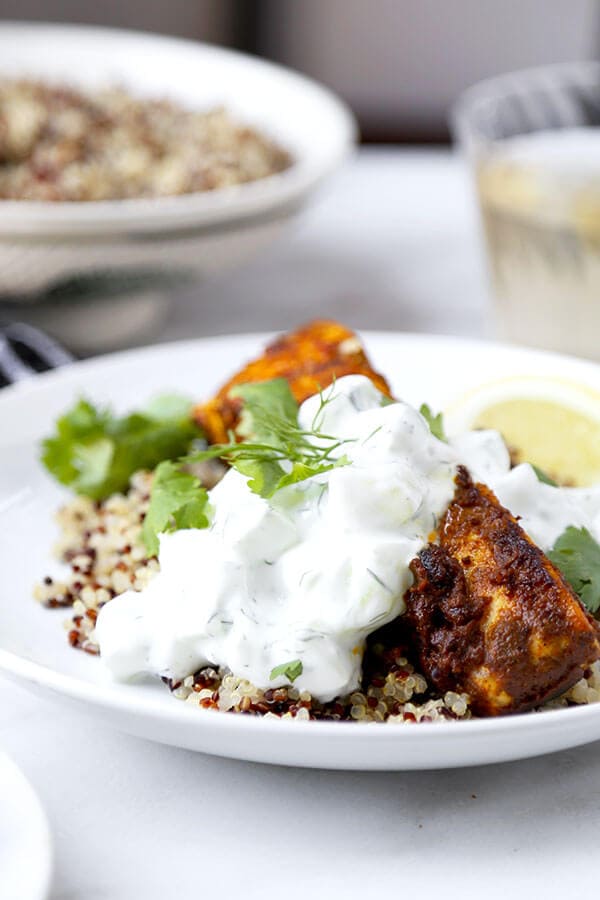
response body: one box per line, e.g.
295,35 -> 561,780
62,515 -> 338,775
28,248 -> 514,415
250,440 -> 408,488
0,752 -> 52,900
2,331 -> 600,771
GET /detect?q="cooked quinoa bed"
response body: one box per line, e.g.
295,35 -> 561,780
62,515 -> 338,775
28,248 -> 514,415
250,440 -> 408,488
0,80 -> 292,201
34,472 -> 600,723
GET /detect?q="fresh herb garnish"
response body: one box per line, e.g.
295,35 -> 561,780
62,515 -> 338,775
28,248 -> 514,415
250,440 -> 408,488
531,464 -> 558,486
548,526 -> 600,614
142,461 -> 210,556
41,395 -> 202,501
141,379 -> 353,554
270,659 -> 303,683
186,379 -> 352,498
419,403 -> 447,442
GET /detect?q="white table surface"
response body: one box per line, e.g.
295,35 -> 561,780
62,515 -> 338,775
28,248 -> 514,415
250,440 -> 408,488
160,147 -> 491,343
4,149 -> 599,900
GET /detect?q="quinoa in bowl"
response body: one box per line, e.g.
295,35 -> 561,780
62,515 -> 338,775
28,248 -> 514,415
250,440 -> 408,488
0,80 -> 292,202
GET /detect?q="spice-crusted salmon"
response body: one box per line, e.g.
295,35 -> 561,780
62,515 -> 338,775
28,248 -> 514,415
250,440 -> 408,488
404,467 -> 600,716
194,320 -> 392,444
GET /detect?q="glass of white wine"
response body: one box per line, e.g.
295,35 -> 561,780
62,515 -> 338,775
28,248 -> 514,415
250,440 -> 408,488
455,62 -> 600,360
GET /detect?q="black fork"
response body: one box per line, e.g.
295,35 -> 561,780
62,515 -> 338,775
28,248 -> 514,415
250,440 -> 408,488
0,323 -> 73,387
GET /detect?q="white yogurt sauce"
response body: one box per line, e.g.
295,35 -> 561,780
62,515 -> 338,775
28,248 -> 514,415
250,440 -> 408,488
95,375 -> 600,701
95,376 -> 457,701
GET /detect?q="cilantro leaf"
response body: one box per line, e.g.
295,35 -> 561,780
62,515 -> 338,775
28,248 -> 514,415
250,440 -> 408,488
234,457 -> 348,499
419,403 -> 447,442
270,659 -> 303,683
231,379 -> 298,445
272,458 -> 349,494
548,526 -> 600,614
41,399 -> 110,486
531,464 -> 558,487
234,457 -> 287,497
141,460 -> 210,556
41,395 -> 201,501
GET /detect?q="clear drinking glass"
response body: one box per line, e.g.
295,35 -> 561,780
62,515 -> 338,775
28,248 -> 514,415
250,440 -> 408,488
454,62 -> 600,360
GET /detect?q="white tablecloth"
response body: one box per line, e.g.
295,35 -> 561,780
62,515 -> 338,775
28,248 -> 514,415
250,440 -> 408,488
4,149 -> 598,900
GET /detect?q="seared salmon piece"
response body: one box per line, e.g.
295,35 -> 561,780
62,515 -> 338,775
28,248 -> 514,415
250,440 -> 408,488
194,320 -> 392,444
405,467 -> 600,716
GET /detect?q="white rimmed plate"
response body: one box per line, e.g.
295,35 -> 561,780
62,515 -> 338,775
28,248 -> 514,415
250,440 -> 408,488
0,752 -> 52,900
2,331 -> 600,771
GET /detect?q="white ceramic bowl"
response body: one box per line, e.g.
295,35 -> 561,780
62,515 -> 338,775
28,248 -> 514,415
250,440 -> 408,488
0,22 -> 356,297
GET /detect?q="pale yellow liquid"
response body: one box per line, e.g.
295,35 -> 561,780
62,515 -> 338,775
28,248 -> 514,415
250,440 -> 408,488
477,128 -> 600,360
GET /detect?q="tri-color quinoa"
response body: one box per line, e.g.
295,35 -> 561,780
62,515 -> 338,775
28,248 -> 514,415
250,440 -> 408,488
0,80 -> 292,201
33,471 -> 157,655
34,472 -> 600,722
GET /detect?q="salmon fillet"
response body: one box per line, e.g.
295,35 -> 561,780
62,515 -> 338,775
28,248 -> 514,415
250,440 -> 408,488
404,467 -> 600,716
194,320 -> 392,444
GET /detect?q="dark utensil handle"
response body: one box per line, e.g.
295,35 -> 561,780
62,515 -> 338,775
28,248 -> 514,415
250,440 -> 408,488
0,323 -> 73,385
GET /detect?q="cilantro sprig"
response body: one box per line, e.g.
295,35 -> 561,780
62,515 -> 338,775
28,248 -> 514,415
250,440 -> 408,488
41,395 -> 202,501
548,526 -> 600,615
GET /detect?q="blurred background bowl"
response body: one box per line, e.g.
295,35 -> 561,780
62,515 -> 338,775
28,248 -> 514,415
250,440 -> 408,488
0,22 -> 356,352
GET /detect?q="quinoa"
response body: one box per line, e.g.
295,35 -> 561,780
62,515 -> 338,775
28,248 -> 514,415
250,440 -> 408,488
169,652 -> 471,724
35,473 -> 600,722
33,471 -> 158,654
0,80 -> 292,201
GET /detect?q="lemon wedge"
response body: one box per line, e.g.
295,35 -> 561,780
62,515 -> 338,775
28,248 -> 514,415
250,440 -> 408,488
445,376 -> 600,487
